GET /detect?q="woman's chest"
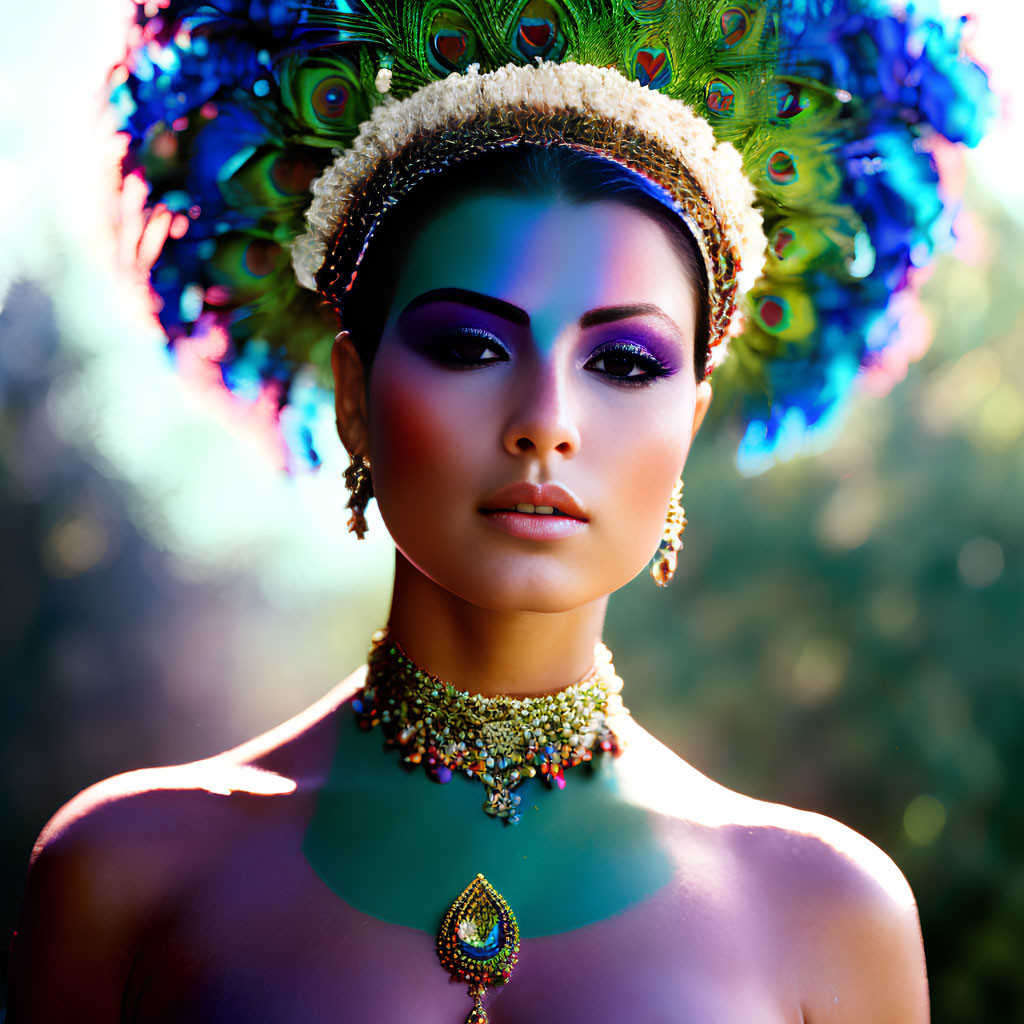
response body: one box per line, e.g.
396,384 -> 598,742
131,844 -> 797,1024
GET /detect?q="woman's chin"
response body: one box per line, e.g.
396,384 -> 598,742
397,542 -> 643,613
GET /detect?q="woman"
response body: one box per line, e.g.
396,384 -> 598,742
9,1 -> 989,1019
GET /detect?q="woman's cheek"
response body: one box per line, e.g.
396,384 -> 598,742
616,448 -> 681,577
368,363 -> 488,540
592,405 -> 692,580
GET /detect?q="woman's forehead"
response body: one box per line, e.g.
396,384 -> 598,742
387,193 -> 696,342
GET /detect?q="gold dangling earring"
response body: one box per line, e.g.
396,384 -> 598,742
344,453 -> 374,540
650,478 -> 687,587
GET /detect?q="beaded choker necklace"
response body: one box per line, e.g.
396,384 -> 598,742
353,629 -> 629,825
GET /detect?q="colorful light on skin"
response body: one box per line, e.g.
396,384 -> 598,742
331,194 -> 710,651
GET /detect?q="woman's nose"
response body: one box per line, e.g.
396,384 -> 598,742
501,357 -> 581,459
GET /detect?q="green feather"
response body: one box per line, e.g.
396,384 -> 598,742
763,210 -> 864,277
277,52 -> 371,146
744,124 -> 842,210
219,145 -> 324,220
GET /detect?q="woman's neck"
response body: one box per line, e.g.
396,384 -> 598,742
385,553 -> 609,698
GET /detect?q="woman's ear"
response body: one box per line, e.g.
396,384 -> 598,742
691,380 -> 713,438
331,331 -> 370,456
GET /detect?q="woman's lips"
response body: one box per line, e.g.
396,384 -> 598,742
479,482 -> 588,541
480,509 -> 588,541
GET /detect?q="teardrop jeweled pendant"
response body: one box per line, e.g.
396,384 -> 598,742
437,874 -> 520,1024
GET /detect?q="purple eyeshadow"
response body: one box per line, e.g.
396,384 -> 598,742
588,329 -> 683,375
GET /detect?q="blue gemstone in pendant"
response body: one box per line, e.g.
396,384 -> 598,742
457,918 -> 502,959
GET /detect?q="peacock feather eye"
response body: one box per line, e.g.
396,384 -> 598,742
278,55 -> 365,139
771,77 -> 839,124
751,134 -> 841,206
631,38 -> 672,91
766,216 -> 845,275
719,5 -> 751,48
206,233 -> 287,304
772,79 -> 810,120
219,147 -> 322,220
311,77 -> 350,121
625,0 -> 669,23
426,9 -> 479,75
773,225 -> 798,260
268,152 -> 320,197
756,295 -> 789,333
766,148 -> 798,185
137,125 -> 184,195
750,283 -> 816,341
705,76 -> 736,117
510,0 -> 567,63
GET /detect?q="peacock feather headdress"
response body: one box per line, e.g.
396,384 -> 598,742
110,0 -> 995,473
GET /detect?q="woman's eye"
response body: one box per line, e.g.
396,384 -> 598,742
585,344 -> 669,385
430,329 -> 509,368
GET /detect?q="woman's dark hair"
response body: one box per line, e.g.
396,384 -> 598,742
340,145 -> 711,381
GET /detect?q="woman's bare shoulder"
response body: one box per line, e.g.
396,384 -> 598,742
30,758 -> 293,864
24,666 -> 365,873
736,795 -> 928,1022
9,669 -> 364,1017
622,719 -> 912,891
621,720 -> 928,1021
719,790 -> 927,1022
9,762 -> 264,1016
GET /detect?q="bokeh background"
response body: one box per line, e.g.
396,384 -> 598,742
1,0 -> 1022,1018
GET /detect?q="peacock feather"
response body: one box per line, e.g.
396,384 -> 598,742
109,0 -> 995,472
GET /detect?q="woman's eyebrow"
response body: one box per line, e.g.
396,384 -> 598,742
578,303 -> 679,331
399,287 -> 530,326
398,291 -> 681,335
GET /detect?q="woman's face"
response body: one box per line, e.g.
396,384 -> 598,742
342,193 -> 711,613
